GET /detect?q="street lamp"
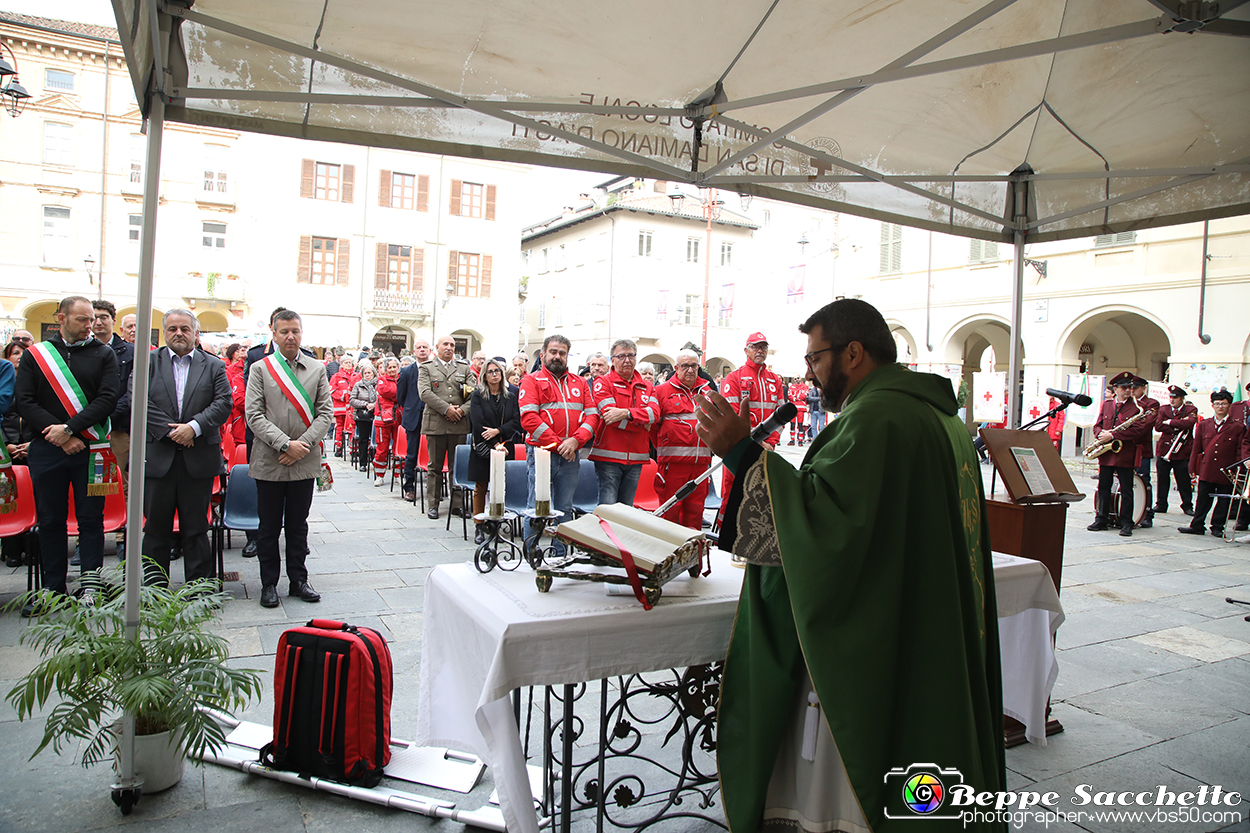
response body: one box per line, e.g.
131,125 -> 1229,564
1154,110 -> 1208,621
0,43 -> 31,118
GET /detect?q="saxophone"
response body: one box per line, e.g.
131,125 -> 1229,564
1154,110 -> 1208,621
1083,404 -> 1156,459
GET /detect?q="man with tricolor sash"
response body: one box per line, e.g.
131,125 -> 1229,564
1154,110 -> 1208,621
14,296 -> 120,612
245,309 -> 333,609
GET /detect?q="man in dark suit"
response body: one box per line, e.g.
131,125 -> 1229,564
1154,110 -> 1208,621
396,338 -> 431,502
140,309 -> 232,585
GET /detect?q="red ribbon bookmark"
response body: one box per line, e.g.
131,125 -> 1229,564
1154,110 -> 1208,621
598,518 -> 652,610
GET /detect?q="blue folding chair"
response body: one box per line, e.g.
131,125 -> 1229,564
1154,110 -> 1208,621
447,444 -> 474,540
503,459 -> 530,539
571,459 -> 599,517
220,465 -> 261,551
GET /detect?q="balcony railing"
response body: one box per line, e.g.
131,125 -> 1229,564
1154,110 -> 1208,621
371,290 -> 425,313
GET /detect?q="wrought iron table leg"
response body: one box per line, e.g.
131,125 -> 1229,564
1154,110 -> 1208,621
562,683 -> 574,833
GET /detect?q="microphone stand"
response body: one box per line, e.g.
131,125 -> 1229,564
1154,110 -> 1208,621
989,400 -> 1072,498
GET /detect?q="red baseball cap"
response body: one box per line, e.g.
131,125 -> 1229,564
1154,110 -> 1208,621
745,332 -> 768,346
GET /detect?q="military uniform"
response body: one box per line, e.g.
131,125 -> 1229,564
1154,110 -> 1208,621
1088,372 -> 1151,535
417,355 -> 473,517
1131,379 -> 1160,527
1154,387 -> 1198,515
1182,409 -> 1249,536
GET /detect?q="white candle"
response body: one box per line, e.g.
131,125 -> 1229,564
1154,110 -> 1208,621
489,449 -> 505,515
534,447 -> 551,503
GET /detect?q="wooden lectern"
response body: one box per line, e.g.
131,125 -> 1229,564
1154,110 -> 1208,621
979,428 -> 1084,747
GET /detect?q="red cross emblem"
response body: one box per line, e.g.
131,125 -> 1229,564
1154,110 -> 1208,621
1029,405 -> 1042,419
982,391 -> 994,402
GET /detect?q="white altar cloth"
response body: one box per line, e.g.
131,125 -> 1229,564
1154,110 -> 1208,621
418,550 -> 1063,833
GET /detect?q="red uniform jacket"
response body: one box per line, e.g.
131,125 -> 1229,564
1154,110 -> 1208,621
1135,396 -> 1160,460
651,376 -> 713,464
589,369 -> 657,465
519,366 -> 599,449
721,360 -> 785,446
1092,397 -> 1151,468
1190,417 -> 1249,486
330,367 -> 356,413
1155,402 -> 1199,460
788,381 -> 809,418
375,375 -> 398,424
226,361 -> 247,442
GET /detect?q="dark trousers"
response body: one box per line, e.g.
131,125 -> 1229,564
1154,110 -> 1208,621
143,450 -> 215,586
426,433 -> 466,510
28,439 -> 104,594
354,418 -> 374,469
402,428 -> 421,491
1135,457 -> 1155,523
1189,480 -> 1232,534
1096,465 -> 1136,530
255,478 -> 315,589
1155,456 -> 1193,512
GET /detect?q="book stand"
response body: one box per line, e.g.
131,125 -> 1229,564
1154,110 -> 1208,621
537,536 -> 710,606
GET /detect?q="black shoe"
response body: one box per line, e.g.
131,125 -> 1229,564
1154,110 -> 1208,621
474,527 -> 486,545
1137,519 -> 1152,529
290,580 -> 321,603
170,545 -> 182,561
1236,523 -> 1249,532
69,550 -> 82,567
20,599 -> 47,618
1119,527 -> 1133,537
242,540 -> 258,558
1211,528 -> 1224,538
1182,506 -> 1194,516
1153,506 -> 1167,514
427,508 -> 439,520
260,584 -> 279,608
1177,526 -> 1204,535
5,552 -> 21,568
1087,520 -> 1109,531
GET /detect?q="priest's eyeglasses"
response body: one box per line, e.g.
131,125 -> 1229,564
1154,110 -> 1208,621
803,347 -> 836,371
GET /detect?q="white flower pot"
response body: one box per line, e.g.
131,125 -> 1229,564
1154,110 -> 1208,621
112,725 -> 186,794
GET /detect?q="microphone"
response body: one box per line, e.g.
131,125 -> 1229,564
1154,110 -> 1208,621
1045,388 -> 1093,408
751,402 -> 798,442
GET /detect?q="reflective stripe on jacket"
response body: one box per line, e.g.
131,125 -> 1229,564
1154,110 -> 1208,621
652,376 -> 713,463
519,366 -> 599,448
589,369 -> 657,464
721,361 -> 785,445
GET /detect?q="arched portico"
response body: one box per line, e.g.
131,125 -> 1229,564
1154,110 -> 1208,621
1058,306 -> 1172,381
889,322 -> 918,366
706,356 -> 735,379
195,309 -> 231,333
372,324 -> 414,355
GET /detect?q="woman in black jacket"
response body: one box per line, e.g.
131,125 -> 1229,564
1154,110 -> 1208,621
468,358 -> 520,544
3,342 -> 34,566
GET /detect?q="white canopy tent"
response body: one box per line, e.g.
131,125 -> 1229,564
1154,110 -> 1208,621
106,0 -> 1248,823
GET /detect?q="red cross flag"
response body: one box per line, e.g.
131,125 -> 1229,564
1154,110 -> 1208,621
972,371 -> 1007,423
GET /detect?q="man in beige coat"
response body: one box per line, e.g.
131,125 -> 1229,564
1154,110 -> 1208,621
418,335 -> 473,520
245,310 -> 334,608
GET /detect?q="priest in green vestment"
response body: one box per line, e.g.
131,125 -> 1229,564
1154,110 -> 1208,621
698,299 -> 1005,833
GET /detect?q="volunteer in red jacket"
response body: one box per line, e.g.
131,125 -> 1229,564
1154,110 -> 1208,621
652,349 -> 713,529
329,360 -> 357,454
1179,388 -> 1249,537
787,378 -> 809,446
224,343 -> 248,446
1087,371 -> 1151,536
372,357 -> 400,485
519,334 -> 599,547
1154,385 -> 1198,516
589,338 -> 657,506
718,332 -> 784,519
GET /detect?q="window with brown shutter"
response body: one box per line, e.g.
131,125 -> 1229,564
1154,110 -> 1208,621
340,165 -> 355,203
375,241 -> 388,289
412,247 -> 424,291
417,175 -> 429,212
391,172 -> 415,210
460,182 -> 484,218
298,235 -> 312,282
485,185 -> 496,221
453,252 -> 482,297
480,254 -> 492,297
449,180 -> 461,216
447,249 -> 459,295
314,162 -> 340,200
310,237 -> 334,284
378,171 -> 391,207
336,238 -> 351,284
300,159 -> 315,198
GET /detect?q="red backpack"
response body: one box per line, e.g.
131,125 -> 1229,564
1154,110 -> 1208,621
261,619 -> 393,786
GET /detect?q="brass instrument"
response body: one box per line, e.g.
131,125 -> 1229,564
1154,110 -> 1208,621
1164,423 -> 1193,462
1083,405 -> 1156,459
1221,458 -> 1249,543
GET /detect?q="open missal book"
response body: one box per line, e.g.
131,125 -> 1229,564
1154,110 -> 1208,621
556,504 -> 703,573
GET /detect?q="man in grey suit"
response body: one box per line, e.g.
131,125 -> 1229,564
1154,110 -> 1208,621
141,310 -> 232,586
418,335 -> 472,520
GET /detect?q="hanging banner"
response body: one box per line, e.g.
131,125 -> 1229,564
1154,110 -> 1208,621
720,283 -> 735,320
1021,395 -> 1050,426
972,371 -> 1006,423
1147,381 -> 1169,403
1066,374 -> 1104,427
786,264 -> 805,305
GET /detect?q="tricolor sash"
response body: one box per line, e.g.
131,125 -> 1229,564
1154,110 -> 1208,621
27,341 -> 119,495
0,442 -> 15,514
263,353 -> 315,428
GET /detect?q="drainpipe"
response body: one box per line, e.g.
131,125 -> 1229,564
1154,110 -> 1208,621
96,40 -> 112,301
1197,220 -> 1212,345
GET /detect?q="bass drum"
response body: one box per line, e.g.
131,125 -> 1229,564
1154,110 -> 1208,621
1093,473 -> 1147,528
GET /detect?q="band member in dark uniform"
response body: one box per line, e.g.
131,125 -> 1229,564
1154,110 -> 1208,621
1231,382 -> 1250,531
1130,377 -> 1160,528
1087,372 -> 1151,537
1179,389 -> 1249,537
1154,385 -> 1198,516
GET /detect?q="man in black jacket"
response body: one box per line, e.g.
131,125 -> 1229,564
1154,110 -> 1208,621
140,310 -> 232,586
15,296 -> 119,610
396,338 -> 430,502
92,301 -> 134,560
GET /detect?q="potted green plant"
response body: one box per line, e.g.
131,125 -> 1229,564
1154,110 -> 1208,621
6,565 -> 262,793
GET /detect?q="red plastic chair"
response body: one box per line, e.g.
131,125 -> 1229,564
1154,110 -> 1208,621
66,483 -> 128,536
229,444 -> 248,470
219,432 -> 236,469
0,466 -> 40,591
633,459 -> 660,512
414,434 -> 430,510
390,428 -> 409,492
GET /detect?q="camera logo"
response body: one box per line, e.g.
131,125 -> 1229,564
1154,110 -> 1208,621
883,763 -> 965,820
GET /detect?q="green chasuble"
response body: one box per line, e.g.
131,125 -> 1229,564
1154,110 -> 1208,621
717,362 -> 1006,832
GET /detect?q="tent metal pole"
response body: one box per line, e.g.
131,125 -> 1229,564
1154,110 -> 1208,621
116,75 -> 165,798
1008,176 -> 1027,429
